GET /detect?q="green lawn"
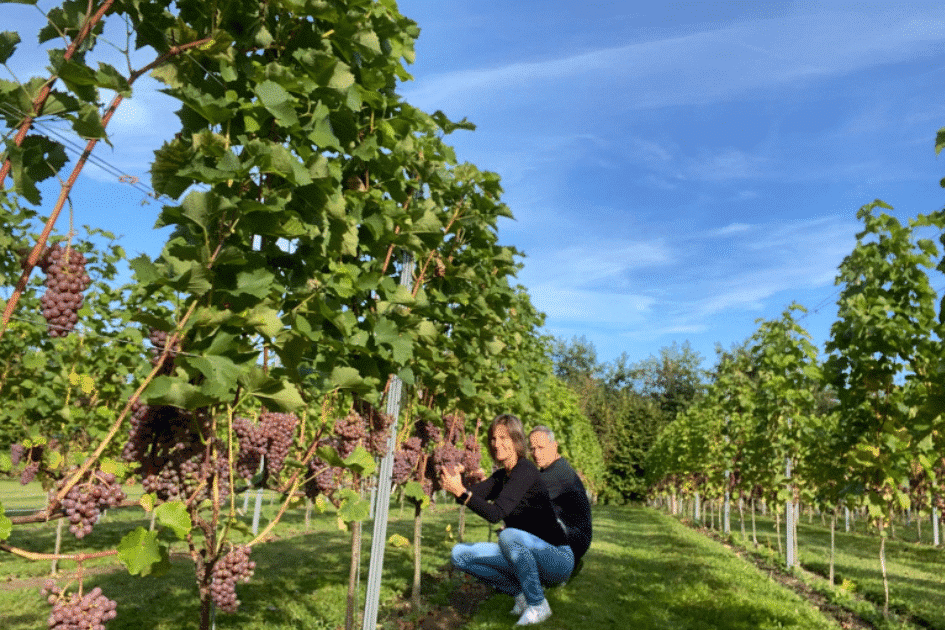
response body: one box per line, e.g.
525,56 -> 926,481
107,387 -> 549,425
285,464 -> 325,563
696,506 -> 945,629
1,486 -> 848,630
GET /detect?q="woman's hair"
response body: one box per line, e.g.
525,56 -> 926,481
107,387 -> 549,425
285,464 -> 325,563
488,413 -> 528,460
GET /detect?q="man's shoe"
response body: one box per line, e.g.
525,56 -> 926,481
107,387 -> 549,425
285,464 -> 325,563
509,593 -> 526,616
515,598 -> 551,625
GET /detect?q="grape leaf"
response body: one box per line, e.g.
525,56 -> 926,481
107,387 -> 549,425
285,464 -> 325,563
155,501 -> 192,540
118,527 -> 170,576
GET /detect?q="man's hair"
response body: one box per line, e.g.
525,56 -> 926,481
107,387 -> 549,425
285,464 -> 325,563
488,413 -> 528,460
529,425 -> 556,443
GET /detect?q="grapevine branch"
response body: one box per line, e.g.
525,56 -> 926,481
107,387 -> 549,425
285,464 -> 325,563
0,35 -> 214,337
0,0 -> 117,186
412,204 -> 463,299
0,542 -> 117,563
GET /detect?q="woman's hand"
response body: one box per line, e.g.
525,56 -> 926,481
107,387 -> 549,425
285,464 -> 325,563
439,463 -> 465,497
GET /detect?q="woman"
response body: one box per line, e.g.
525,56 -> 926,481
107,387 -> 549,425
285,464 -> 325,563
440,414 -> 573,626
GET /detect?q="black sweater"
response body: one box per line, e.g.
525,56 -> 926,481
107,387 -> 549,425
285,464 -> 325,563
461,459 -> 567,547
540,457 -> 593,562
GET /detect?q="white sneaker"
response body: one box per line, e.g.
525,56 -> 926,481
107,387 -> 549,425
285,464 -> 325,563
509,593 -> 527,616
515,598 -> 551,625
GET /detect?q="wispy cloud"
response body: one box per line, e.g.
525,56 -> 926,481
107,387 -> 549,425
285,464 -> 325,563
403,7 -> 945,113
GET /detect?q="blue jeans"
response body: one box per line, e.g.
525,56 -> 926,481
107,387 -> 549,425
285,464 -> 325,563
451,528 -> 574,606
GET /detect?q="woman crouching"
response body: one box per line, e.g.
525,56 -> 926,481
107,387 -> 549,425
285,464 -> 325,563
439,413 -> 573,626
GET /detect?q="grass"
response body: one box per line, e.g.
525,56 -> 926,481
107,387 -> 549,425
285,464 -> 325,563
456,505 -> 841,630
674,503 -> 945,629
1,483 -> 848,630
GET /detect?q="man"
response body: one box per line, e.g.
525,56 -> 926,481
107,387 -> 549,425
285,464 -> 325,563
528,426 -> 592,573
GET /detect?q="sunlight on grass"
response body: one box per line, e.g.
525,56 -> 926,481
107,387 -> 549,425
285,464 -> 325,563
0,497 -> 852,630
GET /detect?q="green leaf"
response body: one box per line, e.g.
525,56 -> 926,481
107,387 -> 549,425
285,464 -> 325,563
329,366 -> 363,389
388,533 -> 410,548
937,127 -> 945,156
240,369 -> 305,412
70,106 -> 108,141
255,80 -> 299,127
402,481 -> 429,508
315,444 -> 344,467
0,502 -> 11,541
245,305 -> 282,339
0,31 -> 20,64
182,354 -> 243,398
154,501 -> 191,540
142,376 -> 217,409
342,445 -> 377,477
129,254 -> 160,284
151,138 -> 194,199
118,527 -> 170,576
234,267 -> 275,299
337,488 -> 370,523
95,62 -> 131,96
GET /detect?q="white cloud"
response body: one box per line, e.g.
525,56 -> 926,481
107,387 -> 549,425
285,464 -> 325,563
529,285 -> 656,325
403,7 -> 945,113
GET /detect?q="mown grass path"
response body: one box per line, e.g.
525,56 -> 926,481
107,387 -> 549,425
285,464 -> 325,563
0,490 -> 843,629
460,505 -> 840,630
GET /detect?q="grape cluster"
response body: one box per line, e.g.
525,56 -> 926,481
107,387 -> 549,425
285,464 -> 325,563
334,411 -> 368,459
10,443 -> 25,466
360,405 -> 394,458
461,434 -> 486,484
210,545 -> 255,613
233,411 -> 299,481
233,417 -> 267,480
41,581 -> 117,630
21,460 -> 40,485
56,470 -> 127,539
415,421 -> 441,447
443,414 -> 463,443
122,404 -> 228,502
304,438 -> 343,500
36,243 -> 92,338
392,437 -> 422,485
12,442 -> 45,484
258,411 -> 297,476
431,443 -> 463,477
147,328 -> 180,372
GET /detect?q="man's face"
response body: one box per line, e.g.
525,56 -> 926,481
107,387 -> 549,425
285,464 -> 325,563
529,432 -> 558,469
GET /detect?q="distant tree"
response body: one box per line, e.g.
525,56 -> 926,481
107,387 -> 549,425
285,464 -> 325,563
624,341 -> 706,417
550,335 -> 601,385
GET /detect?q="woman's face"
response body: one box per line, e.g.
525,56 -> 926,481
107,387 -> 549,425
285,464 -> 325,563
491,424 -> 516,467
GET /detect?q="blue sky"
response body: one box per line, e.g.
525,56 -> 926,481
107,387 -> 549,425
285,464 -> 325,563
5,1 -> 945,370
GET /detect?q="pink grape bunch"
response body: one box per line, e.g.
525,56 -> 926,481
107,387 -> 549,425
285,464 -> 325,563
392,436 -> 422,485
11,442 -> 45,485
36,243 -> 92,338
461,433 -> 486,484
122,404 -> 229,502
41,580 -> 117,630
55,469 -> 127,539
210,545 -> 255,613
333,410 -> 368,459
360,405 -> 394,458
147,327 -> 180,372
258,410 -> 298,476
233,416 -> 267,480
443,414 -> 464,443
233,411 -> 299,481
304,437 -> 344,500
